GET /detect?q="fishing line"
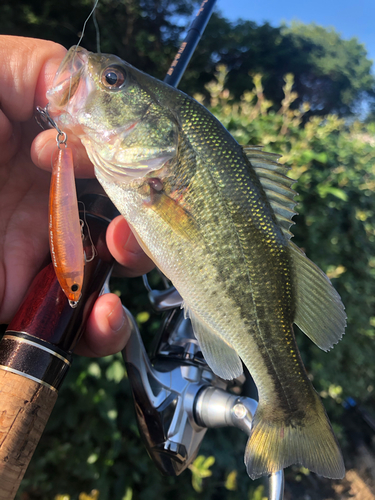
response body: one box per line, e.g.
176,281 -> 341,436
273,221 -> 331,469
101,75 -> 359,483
67,0 -> 101,105
76,0 -> 100,50
93,6 -> 101,53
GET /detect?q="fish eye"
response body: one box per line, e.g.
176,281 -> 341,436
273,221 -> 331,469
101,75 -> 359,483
101,65 -> 126,89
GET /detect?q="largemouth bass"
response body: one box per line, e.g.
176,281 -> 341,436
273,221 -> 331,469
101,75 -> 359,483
47,46 -> 346,480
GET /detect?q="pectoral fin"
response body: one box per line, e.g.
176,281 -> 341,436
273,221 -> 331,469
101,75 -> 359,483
184,305 -> 243,380
290,241 -> 346,351
145,181 -> 198,240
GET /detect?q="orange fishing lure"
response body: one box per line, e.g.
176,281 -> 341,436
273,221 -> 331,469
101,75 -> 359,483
49,145 -> 84,307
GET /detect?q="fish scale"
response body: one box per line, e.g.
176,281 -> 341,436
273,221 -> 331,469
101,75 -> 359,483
174,97 -> 313,417
47,45 -> 346,481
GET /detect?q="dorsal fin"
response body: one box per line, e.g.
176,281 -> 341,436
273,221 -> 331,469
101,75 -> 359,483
243,146 -> 298,239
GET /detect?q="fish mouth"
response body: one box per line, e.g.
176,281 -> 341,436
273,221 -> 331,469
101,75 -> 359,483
47,46 -> 91,131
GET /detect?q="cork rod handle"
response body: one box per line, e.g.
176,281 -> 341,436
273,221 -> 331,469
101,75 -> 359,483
0,370 -> 58,500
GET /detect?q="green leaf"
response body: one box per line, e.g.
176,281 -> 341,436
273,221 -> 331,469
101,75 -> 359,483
317,185 -> 349,201
189,455 -> 216,492
122,487 -> 133,500
225,470 -> 237,490
105,360 -> 126,382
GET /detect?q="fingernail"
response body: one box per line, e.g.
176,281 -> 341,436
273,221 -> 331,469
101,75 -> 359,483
107,300 -> 126,332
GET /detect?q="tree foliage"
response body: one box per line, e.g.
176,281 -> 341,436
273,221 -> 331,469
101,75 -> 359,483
17,69 -> 375,499
1,0 -> 374,116
194,18 -> 375,116
282,22 -> 375,116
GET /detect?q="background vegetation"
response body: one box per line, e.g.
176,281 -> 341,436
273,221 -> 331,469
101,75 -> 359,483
1,0 -> 375,498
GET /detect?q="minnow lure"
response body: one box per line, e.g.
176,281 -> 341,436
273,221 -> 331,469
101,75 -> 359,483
49,142 -> 84,307
38,106 -> 84,307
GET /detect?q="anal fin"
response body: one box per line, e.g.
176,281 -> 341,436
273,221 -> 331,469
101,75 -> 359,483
184,305 -> 243,380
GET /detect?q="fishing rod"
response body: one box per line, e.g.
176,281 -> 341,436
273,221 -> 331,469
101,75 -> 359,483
0,2 -> 217,498
164,0 -> 217,88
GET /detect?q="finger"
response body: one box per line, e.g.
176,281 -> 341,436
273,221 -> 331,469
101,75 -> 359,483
106,215 -> 155,277
0,109 -> 16,165
31,129 -> 95,178
74,293 -> 130,357
0,36 -> 66,122
0,108 -> 12,145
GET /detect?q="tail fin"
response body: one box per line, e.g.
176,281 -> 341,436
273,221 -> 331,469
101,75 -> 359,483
245,393 -> 345,480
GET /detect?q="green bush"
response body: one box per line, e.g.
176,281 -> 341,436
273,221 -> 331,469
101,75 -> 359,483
18,71 -> 375,499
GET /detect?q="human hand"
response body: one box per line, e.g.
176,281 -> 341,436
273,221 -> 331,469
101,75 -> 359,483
0,35 -> 154,356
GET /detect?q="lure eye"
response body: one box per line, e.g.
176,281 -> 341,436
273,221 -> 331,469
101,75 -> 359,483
101,65 -> 126,89
71,284 -> 79,292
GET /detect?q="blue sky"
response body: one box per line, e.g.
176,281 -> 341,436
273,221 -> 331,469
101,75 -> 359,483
215,0 -> 375,68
